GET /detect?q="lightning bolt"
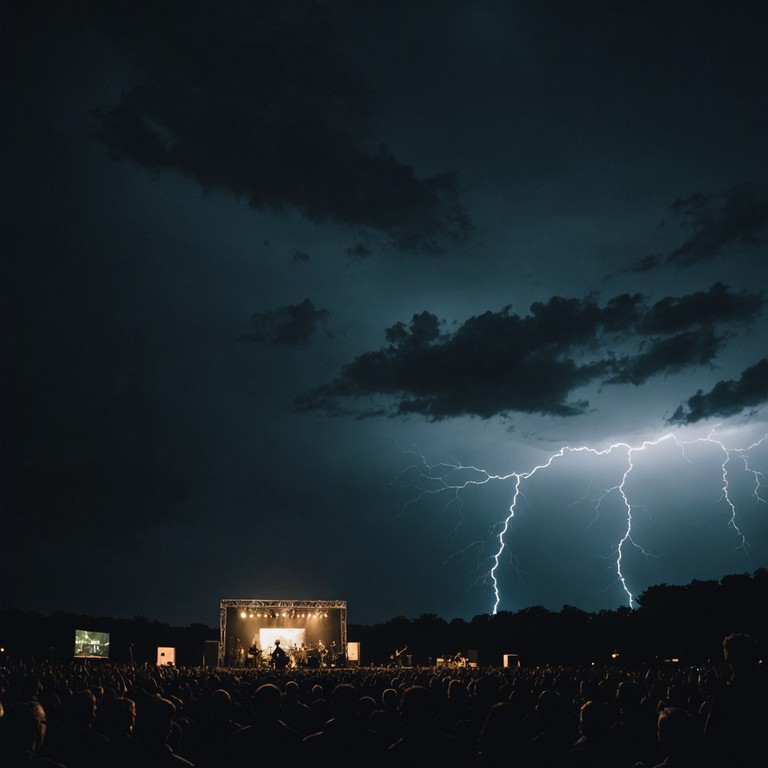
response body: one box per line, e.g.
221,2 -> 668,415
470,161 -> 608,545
397,427 -> 768,614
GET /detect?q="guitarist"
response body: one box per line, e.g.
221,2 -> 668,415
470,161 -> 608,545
391,644 -> 408,667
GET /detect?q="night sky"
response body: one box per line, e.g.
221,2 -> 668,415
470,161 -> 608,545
3,1 -> 767,629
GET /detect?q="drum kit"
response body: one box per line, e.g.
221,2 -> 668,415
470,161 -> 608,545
286,641 -> 333,668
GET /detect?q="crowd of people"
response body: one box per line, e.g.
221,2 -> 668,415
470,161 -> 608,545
0,632 -> 764,767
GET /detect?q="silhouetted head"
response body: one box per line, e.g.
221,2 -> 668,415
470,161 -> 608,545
657,707 -> 697,758
723,633 -> 760,677
212,688 -> 231,715
252,683 -> 282,718
1,701 -> 48,753
399,685 -> 436,733
67,688 -> 97,726
536,689 -> 566,730
578,700 -> 612,738
135,696 -> 176,745
616,679 -> 643,710
382,688 -> 398,709
100,696 -> 136,737
447,678 -> 469,704
331,683 -> 359,720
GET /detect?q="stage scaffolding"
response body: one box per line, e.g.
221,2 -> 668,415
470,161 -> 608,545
218,598 -> 347,668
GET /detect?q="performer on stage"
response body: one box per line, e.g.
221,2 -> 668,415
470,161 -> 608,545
391,644 -> 408,667
271,639 -> 288,669
235,639 -> 245,667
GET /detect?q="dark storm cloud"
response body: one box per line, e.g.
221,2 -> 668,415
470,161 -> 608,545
667,181 -> 768,266
624,181 -> 768,274
605,283 -> 763,385
669,358 -> 768,425
347,243 -> 373,260
629,254 -> 664,274
638,282 -> 763,334
82,0 -> 471,254
296,285 -> 762,421
294,300 -> 610,420
604,329 -> 723,386
241,299 -> 329,346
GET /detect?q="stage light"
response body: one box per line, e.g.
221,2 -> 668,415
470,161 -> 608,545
240,611 -> 247,619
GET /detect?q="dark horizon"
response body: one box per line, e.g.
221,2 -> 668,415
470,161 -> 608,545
2,568 -> 766,670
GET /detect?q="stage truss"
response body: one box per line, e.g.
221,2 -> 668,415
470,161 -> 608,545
218,598 -> 347,667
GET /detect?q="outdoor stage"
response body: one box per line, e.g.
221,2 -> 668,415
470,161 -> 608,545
218,599 -> 348,668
